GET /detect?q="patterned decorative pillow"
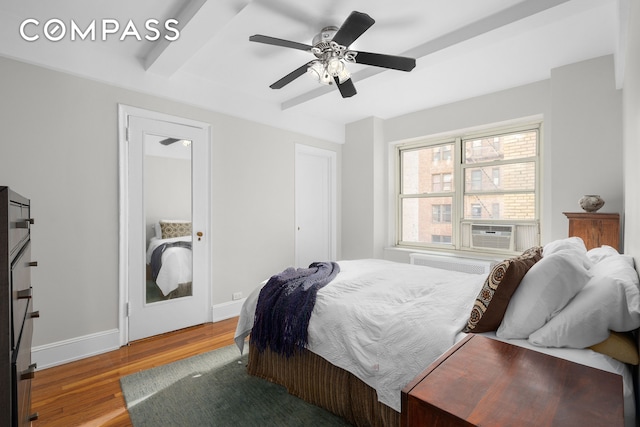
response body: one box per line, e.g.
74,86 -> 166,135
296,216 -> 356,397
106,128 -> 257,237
159,220 -> 192,239
464,246 -> 543,333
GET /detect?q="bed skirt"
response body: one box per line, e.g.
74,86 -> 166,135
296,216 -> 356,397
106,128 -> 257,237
247,345 -> 400,427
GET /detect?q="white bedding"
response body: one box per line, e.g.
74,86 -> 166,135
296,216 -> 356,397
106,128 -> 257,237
235,259 -> 486,412
146,235 -> 192,296
235,258 -> 637,427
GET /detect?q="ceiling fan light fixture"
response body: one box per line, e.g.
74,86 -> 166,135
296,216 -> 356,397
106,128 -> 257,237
336,67 -> 351,84
326,57 -> 344,75
307,61 -> 333,85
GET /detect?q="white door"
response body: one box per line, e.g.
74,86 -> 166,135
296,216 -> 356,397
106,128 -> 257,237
126,115 -> 211,341
295,145 -> 337,268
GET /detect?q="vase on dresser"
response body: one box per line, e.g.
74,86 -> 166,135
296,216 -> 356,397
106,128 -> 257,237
579,195 -> 605,213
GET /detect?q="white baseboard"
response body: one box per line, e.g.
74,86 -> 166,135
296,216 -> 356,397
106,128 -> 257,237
32,329 -> 121,370
212,298 -> 245,322
32,300 -> 246,369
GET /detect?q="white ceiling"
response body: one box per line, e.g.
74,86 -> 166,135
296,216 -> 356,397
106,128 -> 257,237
0,0 -> 622,143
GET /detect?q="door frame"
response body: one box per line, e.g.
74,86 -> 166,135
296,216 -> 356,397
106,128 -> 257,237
118,104 -> 212,345
294,144 -> 337,267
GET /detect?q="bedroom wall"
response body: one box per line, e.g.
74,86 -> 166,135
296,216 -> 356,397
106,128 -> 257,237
0,56 -> 340,350
342,117 -> 386,259
342,55 -> 623,261
548,56 -> 623,244
622,0 -> 640,265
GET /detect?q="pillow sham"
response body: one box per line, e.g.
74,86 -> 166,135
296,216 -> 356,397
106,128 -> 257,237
464,246 -> 543,333
496,250 -> 591,339
159,220 -> 192,239
528,255 -> 640,349
589,331 -> 639,365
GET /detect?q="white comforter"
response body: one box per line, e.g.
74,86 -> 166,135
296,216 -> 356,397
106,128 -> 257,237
234,258 -> 486,412
146,236 -> 192,296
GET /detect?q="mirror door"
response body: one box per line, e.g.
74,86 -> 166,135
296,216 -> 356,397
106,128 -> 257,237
127,115 -> 210,342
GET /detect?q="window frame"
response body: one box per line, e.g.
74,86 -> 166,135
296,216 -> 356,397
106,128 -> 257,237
395,122 -> 541,254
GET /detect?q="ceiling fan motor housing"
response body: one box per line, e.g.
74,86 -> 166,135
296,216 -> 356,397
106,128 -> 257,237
312,26 -> 339,53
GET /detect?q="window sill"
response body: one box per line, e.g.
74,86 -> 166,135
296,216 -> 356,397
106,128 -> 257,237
383,246 -> 509,265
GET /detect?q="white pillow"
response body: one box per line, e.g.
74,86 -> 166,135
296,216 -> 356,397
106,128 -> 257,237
543,236 -> 587,256
528,255 -> 640,349
496,250 -> 592,339
154,222 -> 162,238
543,237 -> 592,269
586,245 -> 619,265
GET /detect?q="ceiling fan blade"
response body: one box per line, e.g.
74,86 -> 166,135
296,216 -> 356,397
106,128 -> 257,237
249,34 -> 312,51
159,138 -> 180,145
334,76 -> 357,98
270,62 -> 312,89
332,11 -> 375,47
353,51 -> 416,72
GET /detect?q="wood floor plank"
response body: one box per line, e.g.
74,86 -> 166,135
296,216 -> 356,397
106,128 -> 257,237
31,317 -> 238,426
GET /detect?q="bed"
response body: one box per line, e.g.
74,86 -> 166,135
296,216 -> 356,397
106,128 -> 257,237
145,220 -> 193,298
234,238 -> 640,427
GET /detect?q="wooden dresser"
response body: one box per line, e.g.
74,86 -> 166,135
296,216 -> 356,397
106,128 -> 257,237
563,212 -> 620,251
401,334 -> 623,427
1,187 -> 38,426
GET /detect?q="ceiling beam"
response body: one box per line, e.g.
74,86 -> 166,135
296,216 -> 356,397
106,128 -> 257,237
144,0 -> 249,76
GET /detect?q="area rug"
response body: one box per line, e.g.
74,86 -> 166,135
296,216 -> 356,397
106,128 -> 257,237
120,344 -> 351,426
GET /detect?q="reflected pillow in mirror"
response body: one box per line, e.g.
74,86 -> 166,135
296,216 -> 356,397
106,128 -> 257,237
160,220 -> 192,239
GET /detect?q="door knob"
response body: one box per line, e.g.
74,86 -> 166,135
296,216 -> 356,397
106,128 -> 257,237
196,231 -> 203,241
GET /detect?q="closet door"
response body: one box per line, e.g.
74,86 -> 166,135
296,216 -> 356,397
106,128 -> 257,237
295,145 -> 337,268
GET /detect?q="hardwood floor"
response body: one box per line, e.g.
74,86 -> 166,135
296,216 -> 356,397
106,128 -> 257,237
31,317 -> 239,427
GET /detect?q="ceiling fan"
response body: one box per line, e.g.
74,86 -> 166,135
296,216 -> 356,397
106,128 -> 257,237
159,138 -> 191,147
249,11 -> 416,98
159,138 -> 180,145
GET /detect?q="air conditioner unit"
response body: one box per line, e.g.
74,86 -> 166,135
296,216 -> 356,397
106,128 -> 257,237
471,224 -> 515,251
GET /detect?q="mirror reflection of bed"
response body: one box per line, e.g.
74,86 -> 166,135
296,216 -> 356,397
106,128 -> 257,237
145,220 -> 193,303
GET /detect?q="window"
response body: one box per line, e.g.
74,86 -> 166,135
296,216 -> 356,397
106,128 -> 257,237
432,173 -> 452,192
400,143 -> 454,244
433,146 -> 452,163
432,204 -> 452,223
471,204 -> 482,218
397,124 -> 540,253
470,170 -> 482,191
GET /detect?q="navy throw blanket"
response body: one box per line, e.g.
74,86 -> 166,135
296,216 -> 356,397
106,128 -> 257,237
250,261 -> 340,357
150,241 -> 192,281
